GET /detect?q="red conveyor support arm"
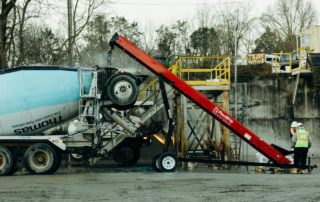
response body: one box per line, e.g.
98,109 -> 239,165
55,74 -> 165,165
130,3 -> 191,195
109,33 -> 291,166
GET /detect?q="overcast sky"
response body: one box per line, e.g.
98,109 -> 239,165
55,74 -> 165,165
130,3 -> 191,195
107,0 -> 320,28
46,0 -> 320,34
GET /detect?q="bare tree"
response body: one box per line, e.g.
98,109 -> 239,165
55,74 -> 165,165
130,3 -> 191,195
7,2 -> 17,66
242,31 -> 256,54
15,0 -> 31,65
20,25 -> 64,64
72,0 -> 105,44
261,0 -> 317,51
216,3 -> 255,56
172,20 -> 189,54
0,0 -> 16,69
0,0 -> 109,67
141,22 -> 156,55
194,4 -> 213,28
79,15 -> 142,66
54,0 -> 107,64
155,21 -> 189,57
7,0 -> 48,66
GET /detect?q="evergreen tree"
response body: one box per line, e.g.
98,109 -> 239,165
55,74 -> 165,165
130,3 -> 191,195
254,27 -> 283,53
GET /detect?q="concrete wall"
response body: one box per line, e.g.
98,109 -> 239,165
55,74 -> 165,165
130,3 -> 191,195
231,76 -> 320,158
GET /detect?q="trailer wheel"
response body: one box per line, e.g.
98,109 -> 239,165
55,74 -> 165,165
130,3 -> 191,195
24,143 -> 58,175
158,152 -> 178,172
106,74 -> 138,110
151,154 -> 161,172
0,146 -> 14,176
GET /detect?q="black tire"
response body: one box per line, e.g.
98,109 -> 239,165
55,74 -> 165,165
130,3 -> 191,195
0,146 -> 14,176
7,159 -> 19,175
24,143 -> 58,175
7,148 -> 27,175
158,152 -> 178,172
126,147 -> 140,166
152,153 -> 161,172
70,153 -> 85,163
113,146 -> 140,167
49,150 -> 62,174
106,74 -> 138,110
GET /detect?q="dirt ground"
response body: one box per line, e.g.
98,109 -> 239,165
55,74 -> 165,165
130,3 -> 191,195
0,162 -> 320,202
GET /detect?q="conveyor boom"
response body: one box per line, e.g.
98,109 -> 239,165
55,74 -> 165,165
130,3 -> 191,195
109,33 -> 291,166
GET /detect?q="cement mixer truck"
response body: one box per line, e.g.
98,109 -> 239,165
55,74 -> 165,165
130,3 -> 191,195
2,33 -> 306,176
0,56 -> 153,175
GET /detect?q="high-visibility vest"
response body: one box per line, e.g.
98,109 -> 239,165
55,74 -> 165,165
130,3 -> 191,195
295,128 -> 309,148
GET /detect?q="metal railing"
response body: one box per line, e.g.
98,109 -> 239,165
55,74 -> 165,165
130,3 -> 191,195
136,66 -> 174,105
136,56 -> 231,106
170,56 -> 231,86
291,48 -> 310,74
272,50 -> 311,74
272,52 -> 291,74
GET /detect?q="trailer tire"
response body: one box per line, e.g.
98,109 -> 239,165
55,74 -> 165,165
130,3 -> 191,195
0,146 -> 14,176
24,143 -> 58,175
106,74 -> 138,110
158,152 -> 178,172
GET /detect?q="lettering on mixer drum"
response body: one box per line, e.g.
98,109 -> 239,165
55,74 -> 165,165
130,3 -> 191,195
12,112 -> 63,135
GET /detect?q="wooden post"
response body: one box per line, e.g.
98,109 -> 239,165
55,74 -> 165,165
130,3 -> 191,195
222,91 -> 231,161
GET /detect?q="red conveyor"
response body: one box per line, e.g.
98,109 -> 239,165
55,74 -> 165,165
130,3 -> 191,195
109,33 -> 291,166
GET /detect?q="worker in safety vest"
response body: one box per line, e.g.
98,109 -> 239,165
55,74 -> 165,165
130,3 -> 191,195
290,121 -> 298,139
291,123 -> 311,170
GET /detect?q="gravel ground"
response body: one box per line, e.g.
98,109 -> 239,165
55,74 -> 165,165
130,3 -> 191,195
0,163 -> 319,202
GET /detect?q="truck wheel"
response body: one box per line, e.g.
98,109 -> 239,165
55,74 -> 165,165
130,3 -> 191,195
158,152 -> 178,172
49,150 -> 62,174
70,153 -> 85,163
0,146 -> 14,176
7,158 -> 19,175
106,74 -> 138,110
24,143 -> 58,175
113,146 -> 140,166
152,153 -> 161,172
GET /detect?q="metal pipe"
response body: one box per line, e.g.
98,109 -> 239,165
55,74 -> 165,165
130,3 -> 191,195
103,109 -> 137,134
234,25 -> 238,119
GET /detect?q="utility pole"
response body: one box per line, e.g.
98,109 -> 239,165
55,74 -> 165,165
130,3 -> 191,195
67,0 -> 73,66
234,24 -> 238,119
234,24 -> 239,161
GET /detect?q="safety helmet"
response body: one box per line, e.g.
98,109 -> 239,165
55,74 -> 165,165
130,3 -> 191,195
297,122 -> 303,127
291,121 -> 298,128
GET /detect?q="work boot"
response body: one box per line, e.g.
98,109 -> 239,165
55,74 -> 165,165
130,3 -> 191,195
290,168 -> 298,174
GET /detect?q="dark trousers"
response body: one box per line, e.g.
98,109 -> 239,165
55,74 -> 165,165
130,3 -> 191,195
294,148 -> 308,168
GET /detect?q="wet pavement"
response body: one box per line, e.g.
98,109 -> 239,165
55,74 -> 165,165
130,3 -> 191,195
0,163 -> 320,202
